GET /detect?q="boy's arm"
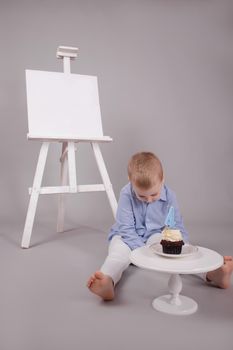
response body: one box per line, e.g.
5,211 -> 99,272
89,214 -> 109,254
113,191 -> 145,250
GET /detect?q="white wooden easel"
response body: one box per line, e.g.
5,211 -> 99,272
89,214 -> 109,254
21,46 -> 117,248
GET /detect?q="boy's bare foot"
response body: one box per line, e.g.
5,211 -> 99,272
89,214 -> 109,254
206,256 -> 233,289
87,271 -> 114,301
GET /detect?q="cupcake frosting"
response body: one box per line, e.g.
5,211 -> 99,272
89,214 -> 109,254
162,228 -> 183,242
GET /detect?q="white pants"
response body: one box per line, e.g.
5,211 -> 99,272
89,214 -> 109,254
100,234 -> 207,285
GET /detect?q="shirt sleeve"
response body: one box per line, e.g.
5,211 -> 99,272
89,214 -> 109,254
168,191 -> 189,243
113,189 -> 145,250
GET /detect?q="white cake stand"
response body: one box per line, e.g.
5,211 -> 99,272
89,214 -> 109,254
130,245 -> 223,315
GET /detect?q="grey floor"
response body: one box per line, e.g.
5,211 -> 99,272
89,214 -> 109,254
0,221 -> 233,350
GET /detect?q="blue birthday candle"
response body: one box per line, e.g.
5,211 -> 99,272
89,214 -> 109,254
164,206 -> 176,228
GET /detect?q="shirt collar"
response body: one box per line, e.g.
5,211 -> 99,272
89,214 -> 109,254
159,184 -> 167,201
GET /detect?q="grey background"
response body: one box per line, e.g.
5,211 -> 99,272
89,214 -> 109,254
0,1 -> 233,350
1,0 -> 233,229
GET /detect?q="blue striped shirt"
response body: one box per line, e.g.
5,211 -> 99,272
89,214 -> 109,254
109,183 -> 189,250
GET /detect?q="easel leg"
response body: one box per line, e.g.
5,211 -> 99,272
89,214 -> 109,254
57,142 -> 68,233
57,142 -> 77,232
21,142 -> 50,248
91,142 -> 117,218
67,142 -> 77,190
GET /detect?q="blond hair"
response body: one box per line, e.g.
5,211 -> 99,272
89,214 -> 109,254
128,152 -> 163,189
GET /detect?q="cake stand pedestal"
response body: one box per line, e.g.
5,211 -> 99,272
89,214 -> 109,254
152,273 -> 197,315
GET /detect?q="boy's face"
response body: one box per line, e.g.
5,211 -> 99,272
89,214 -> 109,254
133,180 -> 163,203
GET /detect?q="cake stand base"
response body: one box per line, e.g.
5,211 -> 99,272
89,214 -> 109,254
152,294 -> 198,315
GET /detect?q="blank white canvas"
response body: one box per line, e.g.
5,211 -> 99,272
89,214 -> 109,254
26,69 -> 104,138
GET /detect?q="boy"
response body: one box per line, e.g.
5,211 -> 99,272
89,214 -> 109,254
87,152 -> 233,300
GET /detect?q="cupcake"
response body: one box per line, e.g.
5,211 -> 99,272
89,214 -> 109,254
160,228 -> 184,254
